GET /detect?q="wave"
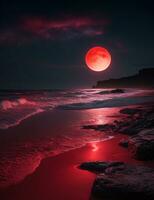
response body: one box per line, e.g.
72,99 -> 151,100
58,95 -> 154,110
0,97 -> 44,129
0,108 -> 44,130
1,98 -> 36,111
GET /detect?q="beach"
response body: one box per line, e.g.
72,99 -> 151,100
0,89 -> 154,200
0,133 -> 146,200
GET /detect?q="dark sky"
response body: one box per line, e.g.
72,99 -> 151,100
0,0 -> 154,89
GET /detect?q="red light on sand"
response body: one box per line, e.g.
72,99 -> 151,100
91,143 -> 98,152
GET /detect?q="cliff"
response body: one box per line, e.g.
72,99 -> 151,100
94,68 -> 154,88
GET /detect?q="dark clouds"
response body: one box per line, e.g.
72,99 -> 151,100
0,16 -> 109,44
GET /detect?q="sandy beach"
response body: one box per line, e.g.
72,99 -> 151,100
0,134 -> 141,200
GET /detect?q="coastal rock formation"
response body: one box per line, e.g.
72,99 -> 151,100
124,129 -> 154,160
94,68 -> 154,88
117,107 -> 154,135
80,161 -> 154,200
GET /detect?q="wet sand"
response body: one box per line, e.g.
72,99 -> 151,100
1,103 -> 154,200
0,134 -> 146,200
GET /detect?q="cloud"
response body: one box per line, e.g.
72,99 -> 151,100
0,16 -> 109,44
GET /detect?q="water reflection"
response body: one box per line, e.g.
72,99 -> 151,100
91,143 -> 98,152
79,107 -> 122,126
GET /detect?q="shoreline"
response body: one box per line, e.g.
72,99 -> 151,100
0,88 -> 154,131
0,99 -> 154,199
0,134 -> 148,200
80,103 -> 154,199
0,107 -> 121,192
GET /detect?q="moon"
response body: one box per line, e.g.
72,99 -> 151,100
85,46 -> 111,72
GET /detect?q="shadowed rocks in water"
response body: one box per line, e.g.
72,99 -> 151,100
98,89 -> 125,95
119,107 -> 142,115
83,124 -> 116,132
79,161 -> 154,200
80,161 -> 123,173
119,139 -> 129,148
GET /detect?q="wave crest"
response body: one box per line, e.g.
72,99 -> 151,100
1,98 -> 36,110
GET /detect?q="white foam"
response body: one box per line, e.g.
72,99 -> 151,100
59,94 -> 154,110
1,98 -> 36,111
0,108 -> 44,130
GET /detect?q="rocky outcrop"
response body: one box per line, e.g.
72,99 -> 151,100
119,139 -> 129,148
98,88 -> 125,95
80,161 -> 123,173
79,161 -> 154,200
117,107 -> 154,135
121,129 -> 154,160
83,124 -> 116,132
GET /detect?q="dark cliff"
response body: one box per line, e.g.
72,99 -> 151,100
94,68 -> 154,88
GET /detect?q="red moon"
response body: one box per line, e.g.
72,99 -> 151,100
85,46 -> 111,72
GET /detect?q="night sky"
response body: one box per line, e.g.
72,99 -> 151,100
0,0 -> 154,89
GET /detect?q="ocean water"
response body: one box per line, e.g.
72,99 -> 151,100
0,88 -> 152,129
0,88 -> 154,188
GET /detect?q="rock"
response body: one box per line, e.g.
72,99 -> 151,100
79,161 -> 123,173
119,139 -> 129,148
120,108 -> 142,115
117,117 -> 154,135
82,124 -> 116,132
128,129 -> 154,160
118,119 -> 146,135
110,89 -> 125,93
99,89 -> 125,95
80,161 -> 154,200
